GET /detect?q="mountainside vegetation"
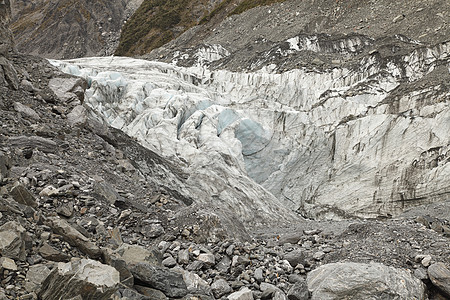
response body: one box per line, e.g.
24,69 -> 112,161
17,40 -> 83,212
115,0 -> 288,56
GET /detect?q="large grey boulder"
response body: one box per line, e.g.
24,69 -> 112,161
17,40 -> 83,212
48,77 -> 86,103
227,287 -> 253,300
129,262 -> 188,298
25,264 -> 51,292
67,105 -> 88,127
0,0 -> 18,89
0,221 -> 26,260
211,279 -> 232,298
39,259 -> 119,300
287,280 -> 309,300
428,262 -> 450,297
105,243 -> 163,288
110,243 -> 162,266
93,179 -> 124,206
284,249 -> 305,268
182,270 -> 212,296
307,262 -> 426,300
10,183 -> 38,208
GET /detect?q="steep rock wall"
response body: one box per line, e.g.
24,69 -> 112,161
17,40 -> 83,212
0,0 -> 19,89
10,0 -> 143,59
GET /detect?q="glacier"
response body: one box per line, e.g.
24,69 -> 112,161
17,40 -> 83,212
51,40 -> 450,220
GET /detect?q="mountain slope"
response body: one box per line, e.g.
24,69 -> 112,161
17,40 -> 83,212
10,0 -> 143,59
115,0 -> 289,56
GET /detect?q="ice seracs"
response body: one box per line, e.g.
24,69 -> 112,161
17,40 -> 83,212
52,39 -> 450,219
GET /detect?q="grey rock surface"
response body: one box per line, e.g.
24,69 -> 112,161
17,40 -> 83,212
13,101 -> 40,120
11,0 -> 144,59
48,77 -> 86,104
39,243 -> 71,262
211,278 -> 232,298
228,287 -> 254,300
39,259 -> 119,300
25,264 -> 51,292
129,262 -> 188,298
10,183 -> 37,208
67,105 -> 87,127
182,269 -> 212,296
0,221 -> 26,260
307,262 -> 426,299
428,262 -> 450,297
287,280 -> 309,300
284,250 -> 305,268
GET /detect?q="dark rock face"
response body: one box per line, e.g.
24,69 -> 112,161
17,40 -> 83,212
428,263 -> 450,297
129,262 -> 188,298
0,0 -> 18,89
0,0 -> 13,52
10,0 -> 143,59
307,262 -> 426,300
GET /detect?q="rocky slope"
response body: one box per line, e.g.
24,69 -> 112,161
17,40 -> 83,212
114,0 -> 287,56
10,0 -> 143,59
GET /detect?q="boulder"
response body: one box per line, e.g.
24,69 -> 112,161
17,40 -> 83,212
129,262 -> 188,298
7,136 -> 57,153
211,279 -> 232,298
216,255 -> 231,273
162,256 -> 177,268
307,262 -> 426,300
46,216 -> 101,258
0,221 -> 26,260
0,257 -> 17,271
39,185 -> 59,197
182,270 -> 212,296
178,249 -> 190,265
10,183 -> 38,208
0,56 -> 18,89
283,249 -> 305,268
134,285 -> 168,300
25,264 -> 51,292
428,262 -> 450,297
39,258 -> 119,300
287,280 -> 309,300
48,77 -> 87,103
260,283 -> 287,300
13,102 -> 40,120
198,253 -> 215,266
278,232 -> 303,245
112,243 -> 162,266
0,151 -> 10,181
228,287 -> 253,300
254,267 -> 264,283
67,105 -> 87,127
93,180 -> 124,206
39,243 -> 71,262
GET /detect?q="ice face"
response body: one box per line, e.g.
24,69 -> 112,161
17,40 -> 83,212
52,40 -> 450,219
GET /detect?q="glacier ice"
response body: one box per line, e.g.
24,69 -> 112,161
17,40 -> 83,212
51,40 -> 450,219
